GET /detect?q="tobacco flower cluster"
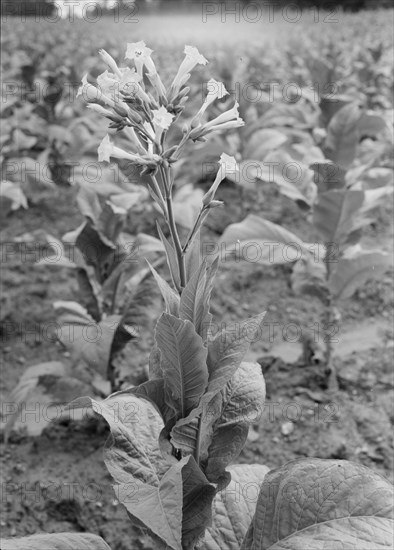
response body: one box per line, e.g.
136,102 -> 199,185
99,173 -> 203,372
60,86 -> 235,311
77,41 -> 243,207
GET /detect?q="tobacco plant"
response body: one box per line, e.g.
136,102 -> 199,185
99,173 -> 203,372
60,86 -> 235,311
220,161 -> 392,390
2,43 -> 393,550
1,183 -> 166,440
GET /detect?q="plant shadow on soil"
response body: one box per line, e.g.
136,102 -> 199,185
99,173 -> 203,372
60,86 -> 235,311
1,183 -> 393,549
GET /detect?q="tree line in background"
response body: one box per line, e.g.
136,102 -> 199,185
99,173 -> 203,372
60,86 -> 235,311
1,0 -> 392,20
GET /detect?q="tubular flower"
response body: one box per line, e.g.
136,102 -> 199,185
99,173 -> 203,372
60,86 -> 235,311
192,79 -> 228,126
120,68 -> 151,105
170,46 -> 208,97
189,101 -> 244,140
86,104 -> 115,117
125,41 -> 156,76
202,153 -> 239,205
77,74 -> 123,113
98,49 -> 122,78
152,106 -> 173,130
152,106 -> 173,137
98,134 -> 159,167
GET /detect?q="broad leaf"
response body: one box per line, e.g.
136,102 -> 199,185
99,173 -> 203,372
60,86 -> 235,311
241,458 -> 394,550
263,150 -> 316,208
203,464 -> 270,550
313,190 -> 365,251
0,533 -> 112,550
324,103 -> 363,169
244,129 -> 288,161
115,379 -> 175,427
329,250 -> 392,300
67,393 -> 185,549
220,215 -> 309,265
55,302 -> 121,377
180,260 -> 208,338
148,261 -> 180,315
204,362 -> 266,484
185,229 -> 202,282
361,186 -> 394,216
0,180 -> 27,216
76,184 -> 102,223
206,314 -> 266,399
171,314 -> 266,451
309,161 -> 346,193
181,456 -> 216,549
155,313 -> 209,417
1,361 -> 67,440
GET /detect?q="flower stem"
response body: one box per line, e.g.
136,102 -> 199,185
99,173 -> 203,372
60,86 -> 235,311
161,165 -> 186,289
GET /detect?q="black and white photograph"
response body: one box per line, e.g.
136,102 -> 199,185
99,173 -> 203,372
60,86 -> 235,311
1,0 -> 393,548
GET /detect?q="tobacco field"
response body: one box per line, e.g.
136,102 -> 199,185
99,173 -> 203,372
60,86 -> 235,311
0,6 -> 393,550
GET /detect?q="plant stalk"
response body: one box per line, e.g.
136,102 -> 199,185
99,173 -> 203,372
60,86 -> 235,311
324,249 -> 338,393
160,165 -> 186,289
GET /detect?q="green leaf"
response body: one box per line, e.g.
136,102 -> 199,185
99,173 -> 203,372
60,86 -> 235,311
76,184 -> 102,223
0,180 -> 27,216
360,167 -> 393,189
205,362 -> 266,484
358,112 -> 387,139
148,261 -> 180,315
116,379 -> 175,427
0,533 -> 112,550
324,103 -> 363,169
262,150 -> 316,208
313,190 -> 365,251
203,464 -> 270,550
309,161 -> 346,193
185,229 -> 202,282
207,314 -> 266,397
1,361 -> 67,441
361,186 -> 394,215
155,313 -> 209,418
329,250 -> 392,300
171,315 -> 266,456
244,129 -> 288,161
180,259 -> 208,338
181,456 -> 216,549
319,94 -> 353,125
220,215 -> 308,265
55,303 -> 121,377
240,458 -> 394,550
68,393 -> 184,549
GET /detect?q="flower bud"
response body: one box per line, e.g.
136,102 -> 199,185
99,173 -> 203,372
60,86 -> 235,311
113,103 -> 130,118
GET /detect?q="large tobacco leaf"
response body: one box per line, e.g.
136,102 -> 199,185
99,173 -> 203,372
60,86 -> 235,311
0,533 -> 112,550
203,464 -> 270,550
68,392 -> 215,549
155,313 -> 209,418
219,215 -> 310,265
67,394 -> 179,549
329,249 -> 392,300
170,361 -> 265,479
324,103 -> 363,169
313,189 -> 366,251
241,458 -> 394,550
170,312 -> 265,465
54,301 -> 121,377
204,362 -> 266,485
